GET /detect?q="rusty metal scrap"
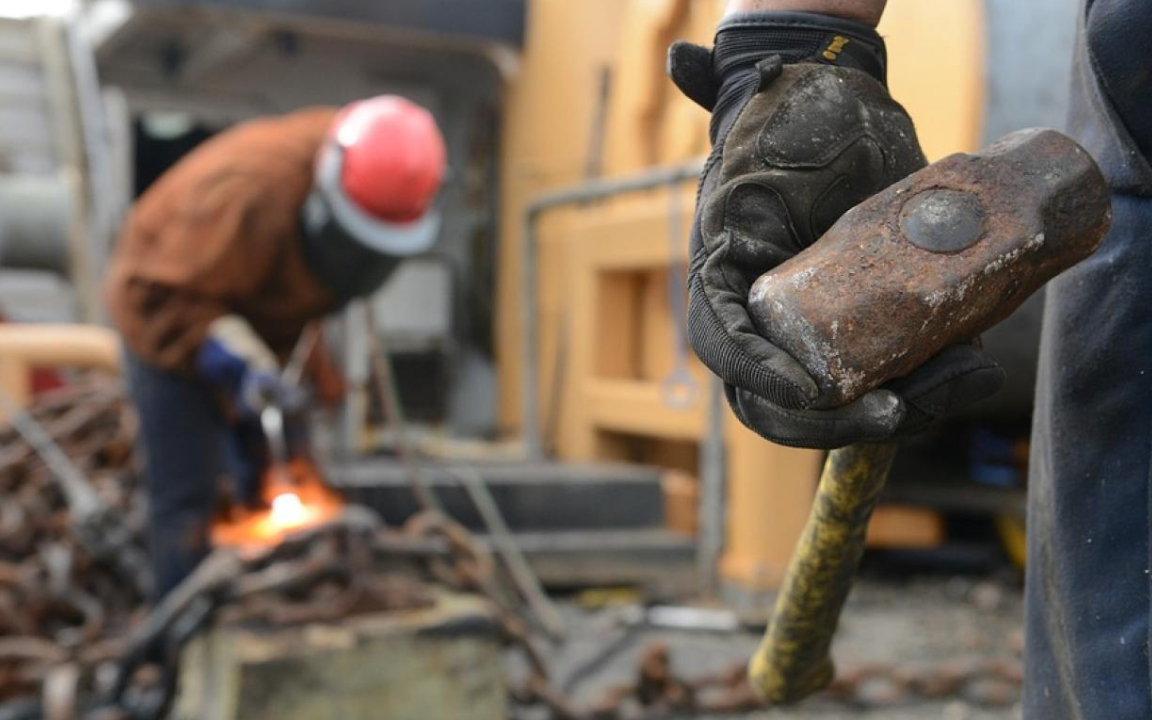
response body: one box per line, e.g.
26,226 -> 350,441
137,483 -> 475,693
0,381 -> 444,717
0,378 -> 1023,720
112,508 -> 552,718
825,655 -> 1024,708
0,379 -> 145,715
560,644 -> 1023,720
93,507 -> 559,720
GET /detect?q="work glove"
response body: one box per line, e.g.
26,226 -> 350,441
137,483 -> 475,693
669,12 -> 1004,449
194,314 -> 285,419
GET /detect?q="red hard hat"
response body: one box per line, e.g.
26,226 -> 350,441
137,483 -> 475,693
330,96 -> 446,223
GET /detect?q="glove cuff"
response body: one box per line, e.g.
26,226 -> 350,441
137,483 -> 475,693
706,12 -> 886,144
714,12 -> 887,84
669,12 -> 887,143
205,315 -> 278,373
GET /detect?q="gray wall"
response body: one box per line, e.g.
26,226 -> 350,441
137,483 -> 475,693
972,0 -> 1081,421
982,0 -> 1080,142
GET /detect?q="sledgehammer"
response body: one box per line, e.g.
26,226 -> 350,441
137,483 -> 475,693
744,128 -> 1112,705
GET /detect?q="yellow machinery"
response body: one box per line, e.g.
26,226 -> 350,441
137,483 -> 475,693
495,0 -> 987,595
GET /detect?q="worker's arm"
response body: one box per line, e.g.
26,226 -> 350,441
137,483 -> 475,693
107,170 -> 294,375
670,6 -> 1003,448
723,0 -> 887,26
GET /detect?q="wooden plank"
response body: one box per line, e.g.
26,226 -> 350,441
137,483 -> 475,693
537,211 -> 578,449
555,230 -> 597,459
584,377 -> 705,441
572,188 -> 694,270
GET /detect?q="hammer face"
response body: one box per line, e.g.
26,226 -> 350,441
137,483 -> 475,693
748,128 -> 1112,409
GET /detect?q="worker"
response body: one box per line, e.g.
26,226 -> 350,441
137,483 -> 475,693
105,97 -> 447,598
672,0 -> 1151,717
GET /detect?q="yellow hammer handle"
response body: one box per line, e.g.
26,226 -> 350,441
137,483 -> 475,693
748,442 -> 899,705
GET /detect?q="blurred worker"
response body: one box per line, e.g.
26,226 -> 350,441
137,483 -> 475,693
105,96 -> 447,598
672,0 -> 1151,717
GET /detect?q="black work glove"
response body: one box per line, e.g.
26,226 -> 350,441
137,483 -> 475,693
670,12 -> 1004,449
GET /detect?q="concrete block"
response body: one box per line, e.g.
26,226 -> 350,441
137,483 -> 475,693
173,591 -> 506,720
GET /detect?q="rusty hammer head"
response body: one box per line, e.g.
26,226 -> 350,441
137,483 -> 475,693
748,128 -> 1111,408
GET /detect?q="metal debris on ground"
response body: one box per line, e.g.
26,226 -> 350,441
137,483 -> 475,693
0,379 -> 1023,720
0,378 -> 147,716
544,644 -> 1021,720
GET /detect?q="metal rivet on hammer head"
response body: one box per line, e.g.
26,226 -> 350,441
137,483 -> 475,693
899,189 -> 986,254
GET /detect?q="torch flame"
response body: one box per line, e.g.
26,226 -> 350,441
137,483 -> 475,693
270,492 -> 307,528
212,459 -> 344,551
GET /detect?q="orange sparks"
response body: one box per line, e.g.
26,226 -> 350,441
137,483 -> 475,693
212,459 -> 344,551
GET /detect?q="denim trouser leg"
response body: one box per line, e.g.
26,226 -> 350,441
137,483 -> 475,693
1022,0 -> 1152,715
1024,194 -> 1152,719
123,350 -> 226,599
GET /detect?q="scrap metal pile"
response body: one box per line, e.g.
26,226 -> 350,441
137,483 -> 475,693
0,377 -> 601,719
0,379 -> 148,718
0,378 -> 1024,720
0,379 -> 489,719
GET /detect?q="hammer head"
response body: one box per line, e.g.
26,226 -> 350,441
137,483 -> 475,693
748,128 -> 1111,408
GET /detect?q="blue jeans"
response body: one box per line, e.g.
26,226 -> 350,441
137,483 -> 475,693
123,351 -> 263,599
1024,0 -> 1152,716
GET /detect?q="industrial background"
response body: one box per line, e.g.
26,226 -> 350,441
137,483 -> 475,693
0,0 -> 1080,718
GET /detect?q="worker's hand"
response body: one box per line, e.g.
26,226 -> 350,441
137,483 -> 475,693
670,13 -> 1004,449
237,369 -> 285,418
195,315 -> 284,419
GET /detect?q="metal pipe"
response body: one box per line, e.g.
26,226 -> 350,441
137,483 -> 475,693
0,324 -> 119,372
361,302 -> 444,514
0,385 -> 103,524
445,463 -> 566,640
519,160 -> 705,459
696,376 -> 725,596
281,322 -> 319,391
0,176 -> 74,275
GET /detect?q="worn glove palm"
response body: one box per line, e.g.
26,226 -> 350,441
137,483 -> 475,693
670,12 -> 1004,449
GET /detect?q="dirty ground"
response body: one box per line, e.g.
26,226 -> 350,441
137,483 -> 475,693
1,382 -> 1025,719
542,576 -> 1023,719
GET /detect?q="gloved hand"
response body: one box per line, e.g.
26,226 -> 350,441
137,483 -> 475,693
669,12 -> 1004,449
194,314 -> 284,419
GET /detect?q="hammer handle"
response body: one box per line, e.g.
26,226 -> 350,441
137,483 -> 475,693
748,442 -> 898,704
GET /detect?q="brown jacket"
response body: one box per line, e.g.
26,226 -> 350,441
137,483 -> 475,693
106,108 -> 339,377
